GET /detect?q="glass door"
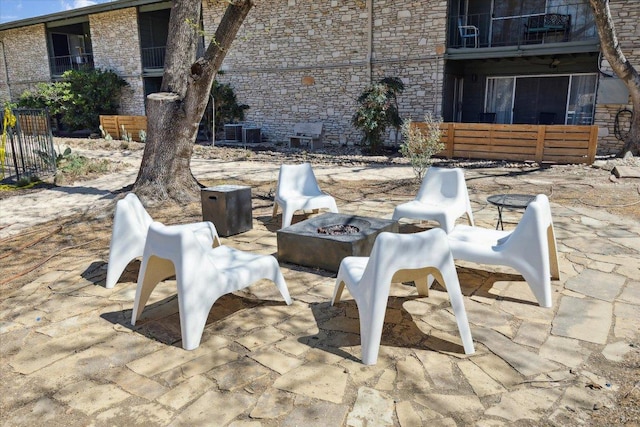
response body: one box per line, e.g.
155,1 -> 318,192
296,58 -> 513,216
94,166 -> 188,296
485,77 -> 515,124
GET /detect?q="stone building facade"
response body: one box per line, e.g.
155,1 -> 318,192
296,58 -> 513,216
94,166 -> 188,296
206,0 -> 448,145
89,7 -> 145,116
0,0 -> 638,155
0,24 -> 50,101
592,0 -> 639,154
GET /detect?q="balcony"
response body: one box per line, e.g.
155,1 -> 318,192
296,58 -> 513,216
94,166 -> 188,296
50,53 -> 94,76
449,2 -> 598,55
141,46 -> 166,70
141,44 -> 206,72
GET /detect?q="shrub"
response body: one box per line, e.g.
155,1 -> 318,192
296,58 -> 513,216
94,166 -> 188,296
18,68 -> 127,132
400,113 -> 445,181
352,77 -> 404,153
211,80 -> 249,132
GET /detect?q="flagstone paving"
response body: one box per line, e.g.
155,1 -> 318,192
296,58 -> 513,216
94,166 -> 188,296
1,149 -> 639,426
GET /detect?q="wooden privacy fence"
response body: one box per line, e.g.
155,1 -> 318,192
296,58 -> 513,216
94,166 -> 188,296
99,115 -> 147,142
413,122 -> 598,165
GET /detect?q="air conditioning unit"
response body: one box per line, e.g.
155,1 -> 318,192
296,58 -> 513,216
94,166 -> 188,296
243,127 -> 261,144
224,124 -> 243,142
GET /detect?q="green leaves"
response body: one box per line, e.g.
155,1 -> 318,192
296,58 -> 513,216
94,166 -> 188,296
400,113 -> 444,181
18,68 -> 128,132
352,77 -> 404,153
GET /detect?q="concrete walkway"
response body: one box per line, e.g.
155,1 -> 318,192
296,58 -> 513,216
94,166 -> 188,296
1,151 -> 638,426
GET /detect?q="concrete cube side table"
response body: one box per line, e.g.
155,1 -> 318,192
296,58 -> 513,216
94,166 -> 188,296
201,185 -> 252,236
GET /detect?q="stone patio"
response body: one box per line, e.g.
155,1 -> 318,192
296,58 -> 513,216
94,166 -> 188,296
1,149 -> 639,426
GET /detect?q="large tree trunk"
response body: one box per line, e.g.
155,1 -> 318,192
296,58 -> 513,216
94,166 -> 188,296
589,0 -> 640,156
133,0 -> 254,203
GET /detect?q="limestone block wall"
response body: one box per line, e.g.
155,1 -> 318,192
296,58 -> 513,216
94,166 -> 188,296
371,0 -> 447,122
0,24 -> 50,103
205,0 -> 447,146
593,0 -> 639,155
89,8 -> 145,116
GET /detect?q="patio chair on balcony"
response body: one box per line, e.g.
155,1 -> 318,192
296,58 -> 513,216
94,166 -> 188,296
392,167 -> 474,234
525,13 -> 571,43
458,18 -> 479,48
331,228 -> 475,365
538,112 -> 557,125
477,112 -> 496,123
132,221 -> 292,350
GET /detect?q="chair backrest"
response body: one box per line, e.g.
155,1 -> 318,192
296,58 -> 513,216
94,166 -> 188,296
276,163 -> 323,198
293,122 -> 323,138
145,221 -> 220,271
117,193 -> 153,231
360,228 -> 453,297
457,18 -> 473,36
538,112 -> 556,125
478,112 -> 496,123
415,167 -> 466,203
498,195 -> 554,274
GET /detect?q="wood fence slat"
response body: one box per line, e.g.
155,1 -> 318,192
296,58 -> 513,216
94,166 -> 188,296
415,122 -> 596,165
587,126 -> 598,164
544,140 -> 590,149
100,115 -> 147,142
535,126 -> 545,163
454,145 -> 537,155
446,123 -> 454,157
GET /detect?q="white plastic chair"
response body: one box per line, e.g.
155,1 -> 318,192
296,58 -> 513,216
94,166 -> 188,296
106,193 -> 220,289
132,221 -> 292,350
272,163 -> 338,228
392,167 -> 474,233
331,228 -> 475,365
447,194 -> 560,308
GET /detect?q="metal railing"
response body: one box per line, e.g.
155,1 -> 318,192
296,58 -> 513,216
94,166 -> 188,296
141,46 -> 166,69
450,2 -> 598,49
50,54 -> 94,76
141,43 -> 206,70
0,109 -> 56,181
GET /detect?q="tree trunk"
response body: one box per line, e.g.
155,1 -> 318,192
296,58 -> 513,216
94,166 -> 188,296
589,0 -> 640,156
133,0 -> 254,203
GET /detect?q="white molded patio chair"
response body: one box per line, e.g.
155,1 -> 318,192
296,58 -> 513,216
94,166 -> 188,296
392,167 -> 474,233
331,228 -> 475,365
272,163 -> 338,228
132,221 -> 292,350
106,193 -> 220,289
447,194 -> 560,308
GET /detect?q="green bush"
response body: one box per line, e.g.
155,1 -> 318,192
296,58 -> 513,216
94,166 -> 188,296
18,68 -> 127,132
400,113 -> 445,181
211,80 -> 249,132
352,77 -> 405,153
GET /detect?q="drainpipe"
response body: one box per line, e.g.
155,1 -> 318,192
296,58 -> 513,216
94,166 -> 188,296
0,40 -> 11,102
366,0 -> 373,83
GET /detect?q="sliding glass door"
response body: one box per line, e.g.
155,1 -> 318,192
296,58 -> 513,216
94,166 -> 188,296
485,74 -> 597,124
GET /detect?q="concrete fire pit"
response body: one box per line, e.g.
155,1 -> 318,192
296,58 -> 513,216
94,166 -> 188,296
277,212 -> 398,272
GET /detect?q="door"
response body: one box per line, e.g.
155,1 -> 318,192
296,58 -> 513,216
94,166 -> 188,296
486,77 -> 515,124
513,76 -> 568,124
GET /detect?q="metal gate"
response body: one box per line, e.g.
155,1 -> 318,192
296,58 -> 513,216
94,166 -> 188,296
1,108 -> 57,182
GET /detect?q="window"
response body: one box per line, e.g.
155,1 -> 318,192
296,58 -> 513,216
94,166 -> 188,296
485,73 -> 597,125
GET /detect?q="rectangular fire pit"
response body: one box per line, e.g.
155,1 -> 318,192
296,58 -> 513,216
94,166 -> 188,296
277,213 -> 398,272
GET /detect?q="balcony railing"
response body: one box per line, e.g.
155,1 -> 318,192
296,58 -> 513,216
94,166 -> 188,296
450,2 -> 598,49
50,54 -> 94,76
141,43 -> 207,70
141,46 -> 166,69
